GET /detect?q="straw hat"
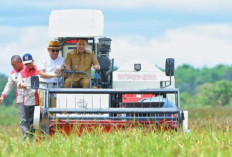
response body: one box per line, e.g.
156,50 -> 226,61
48,41 -> 61,49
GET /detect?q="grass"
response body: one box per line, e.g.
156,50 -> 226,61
0,105 -> 19,125
0,106 -> 231,157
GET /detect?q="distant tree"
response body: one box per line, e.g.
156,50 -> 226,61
180,92 -> 197,108
0,74 -> 16,106
197,80 -> 232,107
224,68 -> 232,81
175,64 -> 199,94
175,64 -> 232,95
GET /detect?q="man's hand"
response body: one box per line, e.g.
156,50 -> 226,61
64,65 -> 71,71
54,69 -> 62,77
93,65 -> 100,71
0,97 -> 4,104
18,83 -> 27,90
60,64 -> 65,70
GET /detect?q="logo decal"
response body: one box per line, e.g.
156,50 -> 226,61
77,98 -> 88,109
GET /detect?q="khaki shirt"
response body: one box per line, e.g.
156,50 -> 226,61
65,49 -> 99,79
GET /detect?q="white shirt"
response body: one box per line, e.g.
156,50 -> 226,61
1,67 -> 25,103
37,53 -> 64,83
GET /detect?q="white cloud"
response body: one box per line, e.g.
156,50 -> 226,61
0,26 -> 49,75
82,0 -> 232,11
2,0 -> 232,11
110,24 -> 232,68
1,24 -> 232,75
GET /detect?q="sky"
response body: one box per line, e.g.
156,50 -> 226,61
1,0 -> 232,75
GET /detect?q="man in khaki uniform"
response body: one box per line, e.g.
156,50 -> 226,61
64,39 -> 100,88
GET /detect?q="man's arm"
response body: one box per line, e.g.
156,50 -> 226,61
92,54 -> 100,70
39,69 -> 60,78
38,54 -> 63,78
65,53 -> 72,70
0,74 -> 15,104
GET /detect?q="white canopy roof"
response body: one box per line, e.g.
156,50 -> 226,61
49,9 -> 104,38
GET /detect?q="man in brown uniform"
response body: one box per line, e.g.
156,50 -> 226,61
64,39 -> 100,88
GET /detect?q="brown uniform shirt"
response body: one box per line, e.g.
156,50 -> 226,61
65,49 -> 99,79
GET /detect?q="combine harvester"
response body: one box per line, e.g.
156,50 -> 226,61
32,9 -> 189,135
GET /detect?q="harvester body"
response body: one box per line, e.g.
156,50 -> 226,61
33,9 -> 188,135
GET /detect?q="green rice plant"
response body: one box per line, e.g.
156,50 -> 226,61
0,107 -> 231,157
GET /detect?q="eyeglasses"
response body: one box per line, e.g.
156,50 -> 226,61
51,49 -> 59,53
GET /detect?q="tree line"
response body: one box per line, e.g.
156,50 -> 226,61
0,74 -> 16,106
175,64 -> 232,107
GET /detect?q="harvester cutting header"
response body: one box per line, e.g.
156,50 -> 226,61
32,9 -> 189,135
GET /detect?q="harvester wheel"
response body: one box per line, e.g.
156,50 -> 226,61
33,106 -> 41,129
182,110 -> 188,132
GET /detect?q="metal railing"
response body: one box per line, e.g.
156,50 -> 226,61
40,88 -> 182,133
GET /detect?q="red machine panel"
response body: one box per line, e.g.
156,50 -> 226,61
122,94 -> 155,103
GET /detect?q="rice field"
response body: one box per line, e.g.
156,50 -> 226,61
0,106 -> 231,157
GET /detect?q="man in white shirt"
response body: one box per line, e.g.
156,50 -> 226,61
0,55 -> 27,139
37,41 -> 64,107
0,55 -> 24,105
